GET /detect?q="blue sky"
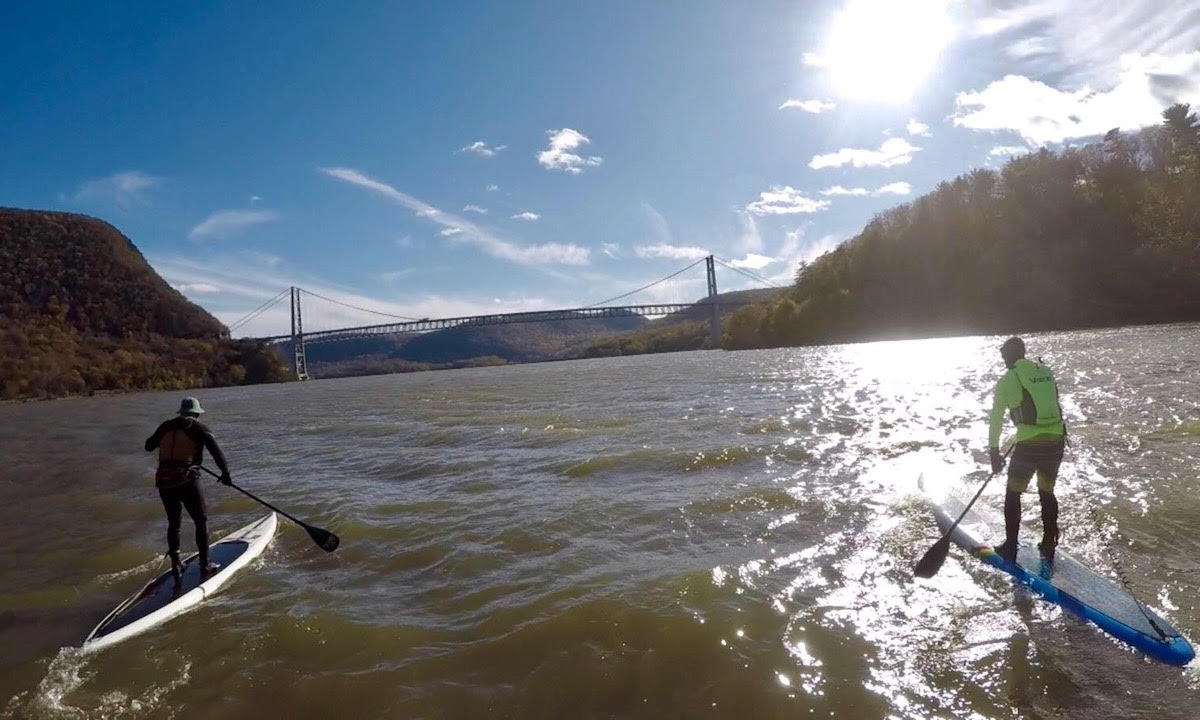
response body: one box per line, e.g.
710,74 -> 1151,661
3,0 -> 1198,336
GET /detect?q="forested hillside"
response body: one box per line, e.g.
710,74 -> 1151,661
0,209 -> 291,399
724,104 -> 1200,349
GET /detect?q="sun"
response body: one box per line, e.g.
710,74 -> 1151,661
811,0 -> 954,103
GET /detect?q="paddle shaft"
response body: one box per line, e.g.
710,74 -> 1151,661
934,445 -> 1015,547
198,466 -> 315,531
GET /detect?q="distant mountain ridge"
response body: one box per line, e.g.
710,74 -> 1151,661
0,208 -> 290,399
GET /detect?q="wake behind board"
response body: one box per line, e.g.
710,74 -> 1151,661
82,513 -> 277,653
932,498 -> 1193,666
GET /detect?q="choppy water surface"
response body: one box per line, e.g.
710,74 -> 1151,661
2,325 -> 1200,719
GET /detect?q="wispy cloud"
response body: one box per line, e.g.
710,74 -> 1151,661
463,204 -> 488,214
320,167 -> 589,266
809,138 -> 920,169
173,282 -> 222,294
440,228 -> 464,237
71,170 -> 162,208
779,99 -> 836,113
745,186 -> 831,215
970,0 -> 1200,87
634,244 -> 710,260
459,140 -> 507,157
189,209 -> 280,240
601,243 -> 622,258
820,186 -> 869,196
820,182 -> 911,197
152,254 -> 556,337
511,211 -> 541,221
952,52 -> 1200,145
906,119 -> 931,136
537,128 -> 603,174
486,184 -> 500,192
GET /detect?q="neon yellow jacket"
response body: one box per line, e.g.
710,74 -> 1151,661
988,358 -> 1065,449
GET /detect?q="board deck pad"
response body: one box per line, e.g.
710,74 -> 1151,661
933,496 -> 1193,665
90,540 -> 251,640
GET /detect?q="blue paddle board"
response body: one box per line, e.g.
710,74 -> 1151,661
932,497 -> 1193,666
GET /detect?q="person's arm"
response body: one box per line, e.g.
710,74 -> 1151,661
987,374 -> 1012,450
190,422 -> 230,476
144,421 -> 169,452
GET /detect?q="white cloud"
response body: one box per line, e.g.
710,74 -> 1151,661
989,145 -> 1029,157
745,186 -> 831,215
634,244 -> 710,260
486,184 -> 500,192
459,141 -> 507,157
820,185 -> 869,196
320,167 -> 589,266
906,119 -> 931,136
511,211 -> 541,221
189,209 -> 279,240
809,138 -> 921,169
250,195 -> 263,204
729,253 -> 777,270
601,243 -> 621,258
642,203 -> 675,247
71,171 -> 161,208
463,205 -> 488,214
537,128 -> 603,174
779,99 -> 836,113
874,181 -> 912,195
440,228 -> 464,237
952,52 -> 1200,145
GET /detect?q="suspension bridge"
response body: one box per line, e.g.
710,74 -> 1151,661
230,255 -> 780,380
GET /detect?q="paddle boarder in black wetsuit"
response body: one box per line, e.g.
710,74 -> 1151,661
145,397 -> 232,583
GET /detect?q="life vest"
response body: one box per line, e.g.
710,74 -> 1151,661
1007,359 -> 1062,428
159,419 -> 201,467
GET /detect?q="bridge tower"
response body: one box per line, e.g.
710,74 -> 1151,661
290,287 -> 310,381
705,255 -> 720,348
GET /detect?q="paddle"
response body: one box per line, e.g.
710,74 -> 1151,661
912,447 -> 1011,579
199,466 -> 340,552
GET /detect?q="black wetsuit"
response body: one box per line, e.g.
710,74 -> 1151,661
144,416 -> 229,565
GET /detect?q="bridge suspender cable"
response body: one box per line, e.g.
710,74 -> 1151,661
584,258 -> 708,308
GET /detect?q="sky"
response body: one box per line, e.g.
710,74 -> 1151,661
2,0 -> 1198,336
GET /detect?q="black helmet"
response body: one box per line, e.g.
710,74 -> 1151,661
1000,337 -> 1025,367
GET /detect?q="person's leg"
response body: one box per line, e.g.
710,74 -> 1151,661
1036,438 -> 1065,556
997,444 -> 1035,561
179,481 -> 210,569
159,488 -> 184,582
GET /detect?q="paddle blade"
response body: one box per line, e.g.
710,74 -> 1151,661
304,524 -> 341,552
913,537 -> 951,579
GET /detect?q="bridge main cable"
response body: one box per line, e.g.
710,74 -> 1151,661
712,256 -> 783,288
583,257 -> 708,308
297,287 -> 420,321
228,287 -> 291,334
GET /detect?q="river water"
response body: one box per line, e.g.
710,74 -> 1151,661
2,325 -> 1199,719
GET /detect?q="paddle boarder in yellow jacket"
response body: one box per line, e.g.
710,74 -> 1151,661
987,337 -> 1067,562
145,397 -> 232,583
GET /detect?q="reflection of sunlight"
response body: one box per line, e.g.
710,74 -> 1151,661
813,0 -> 954,102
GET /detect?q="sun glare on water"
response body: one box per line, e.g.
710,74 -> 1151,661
811,0 -> 954,103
